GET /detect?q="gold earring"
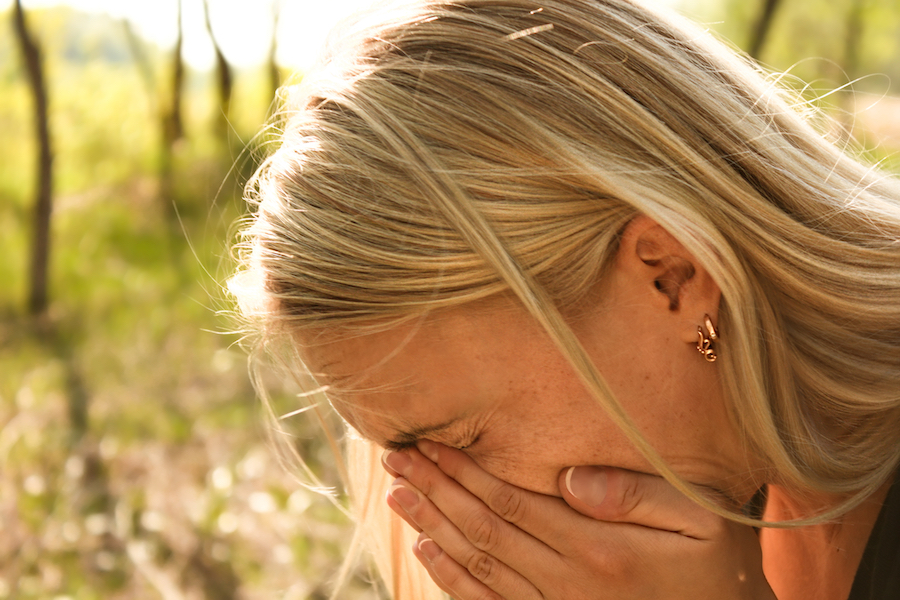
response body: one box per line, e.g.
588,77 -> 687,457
696,314 -> 719,362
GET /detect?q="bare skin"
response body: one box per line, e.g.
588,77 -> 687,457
298,216 -> 889,599
761,482 -> 891,600
301,217 -> 759,502
377,443 -> 888,600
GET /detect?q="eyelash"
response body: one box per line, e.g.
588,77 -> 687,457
384,440 -> 417,452
385,435 -> 479,453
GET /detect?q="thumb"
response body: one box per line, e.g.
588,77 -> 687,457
559,466 -> 712,534
560,465 -> 609,517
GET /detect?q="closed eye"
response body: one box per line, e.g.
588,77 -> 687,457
383,435 -> 480,453
383,439 -> 418,452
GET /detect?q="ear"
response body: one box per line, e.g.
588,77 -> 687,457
617,215 -> 720,343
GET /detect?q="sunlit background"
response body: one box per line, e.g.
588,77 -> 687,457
2,0 -> 377,69
1,0 -> 899,598
1,0 -> 693,69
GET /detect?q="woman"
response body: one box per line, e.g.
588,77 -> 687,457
228,0 -> 900,598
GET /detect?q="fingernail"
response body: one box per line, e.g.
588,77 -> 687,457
416,439 -> 439,462
565,466 -> 607,508
418,537 -> 442,562
389,482 -> 419,511
382,449 -> 412,476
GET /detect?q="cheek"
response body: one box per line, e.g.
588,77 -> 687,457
471,450 -> 563,497
461,404 -> 568,495
470,390 -> 637,497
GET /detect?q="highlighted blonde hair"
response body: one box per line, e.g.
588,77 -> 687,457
229,0 -> 900,597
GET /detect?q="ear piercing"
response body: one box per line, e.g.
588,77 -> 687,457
697,314 -> 719,362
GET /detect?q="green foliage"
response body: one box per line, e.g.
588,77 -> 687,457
1,5 -> 368,600
678,0 -> 900,172
683,0 -> 900,90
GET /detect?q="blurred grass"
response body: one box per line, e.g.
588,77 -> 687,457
0,6 -> 375,600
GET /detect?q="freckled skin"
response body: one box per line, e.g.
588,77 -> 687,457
294,219 -> 890,600
302,300 -> 757,502
298,219 -> 766,503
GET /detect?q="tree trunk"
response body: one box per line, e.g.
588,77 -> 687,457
13,0 -> 53,316
160,0 -> 185,214
203,0 -> 234,140
747,0 -> 783,60
122,19 -> 157,109
167,0 -> 185,145
836,0 -> 868,137
843,0 -> 866,82
269,0 -> 282,101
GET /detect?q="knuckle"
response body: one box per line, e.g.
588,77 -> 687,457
466,550 -> 501,586
462,510 -> 503,552
441,566 -> 502,600
584,542 -> 631,579
611,474 -> 644,519
413,469 -> 438,497
440,453 -> 465,480
485,481 -> 527,524
438,566 -> 467,591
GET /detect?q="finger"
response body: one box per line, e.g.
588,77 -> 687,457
385,478 -> 423,533
560,466 -> 720,538
402,444 -> 565,557
409,532 -> 460,599
387,474 -> 542,599
416,440 -> 582,543
412,533 -> 508,600
381,449 -> 403,478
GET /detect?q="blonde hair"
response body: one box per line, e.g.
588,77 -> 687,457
229,0 -> 900,597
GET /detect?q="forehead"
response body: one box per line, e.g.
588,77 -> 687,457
295,315 -> 477,437
293,301 -> 557,442
297,297 -> 527,384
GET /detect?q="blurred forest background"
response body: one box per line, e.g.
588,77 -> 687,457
1,0 -> 899,598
